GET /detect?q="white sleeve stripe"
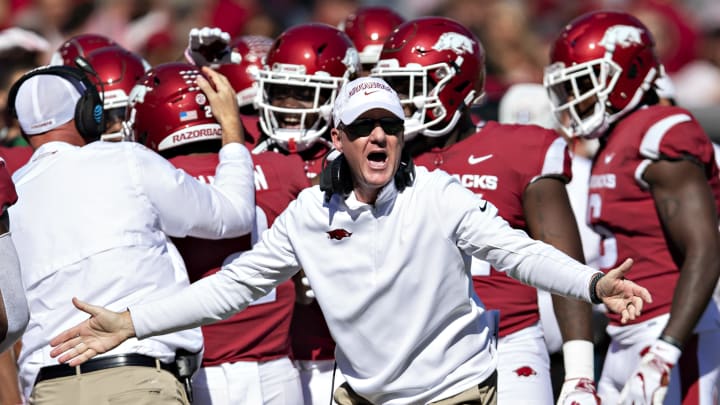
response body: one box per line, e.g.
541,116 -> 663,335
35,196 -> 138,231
639,113 -> 692,159
634,159 -> 653,189
540,136 -> 568,176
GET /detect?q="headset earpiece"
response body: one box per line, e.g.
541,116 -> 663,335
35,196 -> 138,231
320,154 -> 353,202
394,150 -> 415,192
6,65 -> 105,143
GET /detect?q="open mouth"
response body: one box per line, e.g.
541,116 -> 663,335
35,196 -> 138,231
278,114 -> 302,129
367,151 -> 388,168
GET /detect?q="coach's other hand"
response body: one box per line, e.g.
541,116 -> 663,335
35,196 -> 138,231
49,297 -> 135,366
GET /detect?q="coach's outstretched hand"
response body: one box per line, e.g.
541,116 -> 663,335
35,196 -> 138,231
595,258 -> 652,323
49,297 -> 135,366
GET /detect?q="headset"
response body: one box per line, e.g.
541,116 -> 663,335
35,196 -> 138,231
7,64 -> 105,143
320,149 -> 416,202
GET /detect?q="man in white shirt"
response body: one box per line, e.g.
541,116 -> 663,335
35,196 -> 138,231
49,77 -> 651,405
0,158 -> 28,354
7,64 -> 255,404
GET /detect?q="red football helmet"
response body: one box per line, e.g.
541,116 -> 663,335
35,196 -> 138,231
372,17 -> 485,139
124,62 -> 222,152
215,35 -> 273,110
340,6 -> 405,69
544,11 -> 661,138
256,23 -> 360,152
79,46 -> 148,141
50,33 -> 118,66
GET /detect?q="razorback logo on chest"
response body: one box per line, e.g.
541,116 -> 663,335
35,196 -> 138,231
327,229 -> 352,240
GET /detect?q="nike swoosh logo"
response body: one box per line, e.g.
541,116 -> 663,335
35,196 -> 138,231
479,200 -> 488,212
364,90 -> 379,96
604,153 -> 615,164
468,154 -> 493,165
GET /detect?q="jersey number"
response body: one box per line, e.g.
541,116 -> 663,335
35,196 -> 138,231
588,193 -> 618,269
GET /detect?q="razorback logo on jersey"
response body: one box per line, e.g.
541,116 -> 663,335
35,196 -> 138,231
514,366 -> 537,377
599,25 -> 644,50
327,229 -> 352,240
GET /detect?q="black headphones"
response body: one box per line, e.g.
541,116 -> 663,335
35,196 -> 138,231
7,65 -> 105,143
320,150 -> 416,202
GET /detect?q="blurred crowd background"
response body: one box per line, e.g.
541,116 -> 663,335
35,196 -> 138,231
1,0 -> 720,143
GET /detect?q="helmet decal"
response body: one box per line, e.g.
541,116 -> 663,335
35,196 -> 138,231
599,25 -> 645,51
432,32 -> 475,55
342,48 -> 361,75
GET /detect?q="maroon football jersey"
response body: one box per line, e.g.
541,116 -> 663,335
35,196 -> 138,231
240,113 -> 263,150
299,142 -> 331,181
0,146 -> 33,175
0,159 -> 17,210
242,111 -> 331,180
170,151 -> 310,365
288,141 -> 336,361
413,121 -> 572,336
245,118 -> 335,360
588,105 -> 720,326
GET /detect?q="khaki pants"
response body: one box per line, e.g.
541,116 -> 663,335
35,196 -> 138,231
30,365 -> 189,405
333,371 -> 497,405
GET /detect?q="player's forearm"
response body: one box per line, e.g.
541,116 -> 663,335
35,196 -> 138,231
524,178 -> 594,341
0,347 -> 22,404
552,295 -> 594,342
663,248 -> 720,344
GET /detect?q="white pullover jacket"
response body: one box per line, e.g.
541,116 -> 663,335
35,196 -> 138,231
132,166 -> 599,404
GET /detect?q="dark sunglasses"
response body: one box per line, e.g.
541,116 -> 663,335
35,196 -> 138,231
340,117 -> 404,138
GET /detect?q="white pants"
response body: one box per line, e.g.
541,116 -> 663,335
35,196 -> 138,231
599,314 -> 720,405
295,359 -> 346,405
497,323 -> 554,404
192,357 -> 303,405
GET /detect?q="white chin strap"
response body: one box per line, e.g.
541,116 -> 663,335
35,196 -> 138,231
419,88 -> 476,138
421,110 -> 460,138
101,131 -> 126,142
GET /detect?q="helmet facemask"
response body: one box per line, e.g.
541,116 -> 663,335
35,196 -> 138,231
544,12 -> 661,139
256,68 -> 343,152
372,60 -> 460,140
544,59 -> 619,138
100,106 -> 129,142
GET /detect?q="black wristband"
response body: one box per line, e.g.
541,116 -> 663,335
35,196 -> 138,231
588,272 -> 604,305
659,334 -> 683,350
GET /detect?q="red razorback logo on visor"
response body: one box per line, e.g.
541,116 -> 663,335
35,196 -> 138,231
327,229 -> 352,240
